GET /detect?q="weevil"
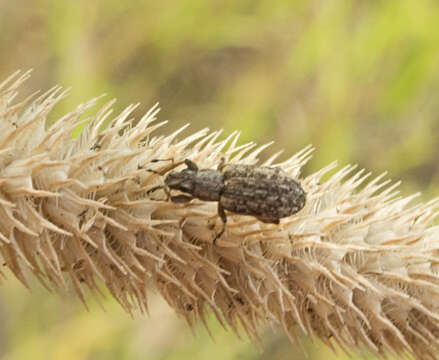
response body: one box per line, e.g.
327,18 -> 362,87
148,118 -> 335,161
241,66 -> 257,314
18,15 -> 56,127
147,158 -> 306,242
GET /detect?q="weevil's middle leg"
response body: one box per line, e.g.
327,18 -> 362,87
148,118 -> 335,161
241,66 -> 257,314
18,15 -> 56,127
213,202 -> 227,244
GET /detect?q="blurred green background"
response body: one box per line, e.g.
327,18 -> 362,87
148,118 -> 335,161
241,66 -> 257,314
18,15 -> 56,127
1,0 -> 439,359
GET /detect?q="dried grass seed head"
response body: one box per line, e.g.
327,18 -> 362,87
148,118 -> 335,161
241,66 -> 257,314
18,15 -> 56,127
1,71 -> 439,360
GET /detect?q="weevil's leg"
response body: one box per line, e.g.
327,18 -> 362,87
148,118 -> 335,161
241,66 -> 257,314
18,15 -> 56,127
147,158 -> 187,175
184,159 -> 198,171
139,158 -> 172,171
146,168 -> 164,175
217,157 -> 226,172
213,202 -> 227,244
257,217 -> 280,224
170,194 -> 194,203
151,158 -> 175,164
146,185 -> 164,195
147,185 -> 171,201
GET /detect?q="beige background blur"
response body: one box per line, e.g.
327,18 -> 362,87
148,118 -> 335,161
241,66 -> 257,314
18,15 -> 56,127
1,1 -> 439,359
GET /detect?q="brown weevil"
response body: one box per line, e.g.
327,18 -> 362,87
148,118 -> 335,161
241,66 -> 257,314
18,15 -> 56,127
147,158 -> 306,242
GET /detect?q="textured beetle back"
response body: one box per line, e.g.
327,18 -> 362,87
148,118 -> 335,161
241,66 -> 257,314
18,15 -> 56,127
220,166 -> 306,219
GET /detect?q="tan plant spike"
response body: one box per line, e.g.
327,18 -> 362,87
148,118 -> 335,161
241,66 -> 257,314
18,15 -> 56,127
2,70 -> 439,359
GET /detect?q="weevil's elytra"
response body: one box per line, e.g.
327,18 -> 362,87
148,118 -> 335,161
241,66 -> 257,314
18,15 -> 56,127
220,164 -> 306,221
148,158 -> 306,242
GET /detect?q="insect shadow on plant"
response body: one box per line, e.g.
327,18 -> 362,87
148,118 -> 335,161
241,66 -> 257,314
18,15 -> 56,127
147,158 -> 306,243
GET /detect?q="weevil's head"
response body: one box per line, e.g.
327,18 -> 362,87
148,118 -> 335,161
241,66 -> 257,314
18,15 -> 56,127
164,169 -> 196,194
165,168 -> 224,201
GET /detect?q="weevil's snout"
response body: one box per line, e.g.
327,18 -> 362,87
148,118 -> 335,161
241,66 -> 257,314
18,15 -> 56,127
165,170 -> 195,194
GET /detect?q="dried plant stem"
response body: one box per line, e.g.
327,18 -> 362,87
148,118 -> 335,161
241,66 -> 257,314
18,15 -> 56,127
1,70 -> 439,360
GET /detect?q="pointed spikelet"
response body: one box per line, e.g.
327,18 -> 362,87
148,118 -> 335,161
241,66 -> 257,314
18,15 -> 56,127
2,70 -> 439,360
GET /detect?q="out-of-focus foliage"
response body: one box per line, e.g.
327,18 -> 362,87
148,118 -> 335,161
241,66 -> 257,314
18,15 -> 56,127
1,0 -> 439,359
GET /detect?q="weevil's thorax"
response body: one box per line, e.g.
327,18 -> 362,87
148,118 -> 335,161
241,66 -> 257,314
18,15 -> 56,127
165,168 -> 224,202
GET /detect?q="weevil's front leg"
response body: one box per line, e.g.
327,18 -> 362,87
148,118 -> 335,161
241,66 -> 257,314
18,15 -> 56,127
147,158 -> 198,175
184,159 -> 198,171
147,185 -> 171,201
213,202 -> 227,244
217,157 -> 226,172
147,158 -> 186,176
